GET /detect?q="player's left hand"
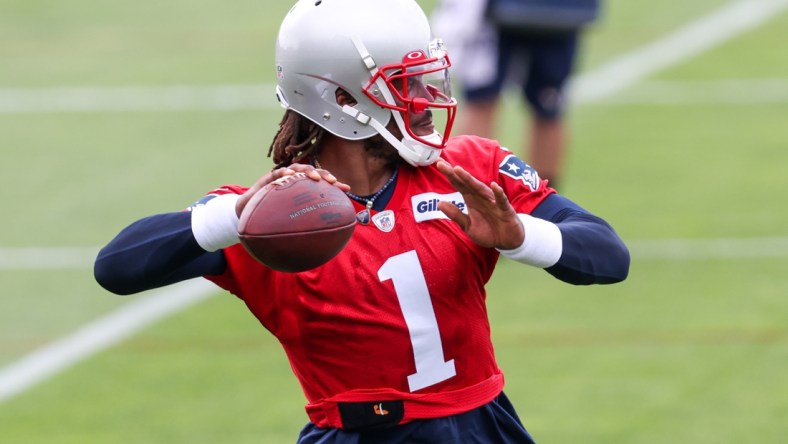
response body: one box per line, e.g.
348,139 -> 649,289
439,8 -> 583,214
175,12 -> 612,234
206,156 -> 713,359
435,159 -> 524,250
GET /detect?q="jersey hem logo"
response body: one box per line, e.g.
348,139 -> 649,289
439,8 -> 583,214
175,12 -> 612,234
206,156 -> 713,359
373,403 -> 389,416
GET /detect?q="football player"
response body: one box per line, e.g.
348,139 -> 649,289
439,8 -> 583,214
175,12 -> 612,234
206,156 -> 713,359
94,0 -> 629,442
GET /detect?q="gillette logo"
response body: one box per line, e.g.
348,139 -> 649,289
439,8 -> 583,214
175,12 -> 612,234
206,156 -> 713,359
416,199 -> 466,213
412,192 -> 467,222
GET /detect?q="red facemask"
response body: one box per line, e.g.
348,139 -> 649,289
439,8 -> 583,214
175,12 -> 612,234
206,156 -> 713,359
363,46 -> 458,149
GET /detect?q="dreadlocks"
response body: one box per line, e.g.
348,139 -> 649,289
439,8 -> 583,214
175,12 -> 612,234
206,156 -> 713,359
268,107 -> 403,169
267,110 -> 326,168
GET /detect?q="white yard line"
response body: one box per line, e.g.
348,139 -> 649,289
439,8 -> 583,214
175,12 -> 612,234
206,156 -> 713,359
595,79 -> 788,105
0,279 -> 217,403
3,237 -> 788,272
5,78 -> 788,115
628,236 -> 788,260
2,0 -> 787,404
0,85 -> 278,114
2,77 -> 785,116
573,0 -> 788,102
0,247 -> 100,270
1,0 -> 786,114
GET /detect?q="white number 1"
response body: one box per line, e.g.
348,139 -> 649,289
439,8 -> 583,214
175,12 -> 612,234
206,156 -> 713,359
378,250 -> 456,392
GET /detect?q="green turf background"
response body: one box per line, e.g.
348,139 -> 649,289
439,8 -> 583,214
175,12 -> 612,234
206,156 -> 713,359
1,0 -> 787,442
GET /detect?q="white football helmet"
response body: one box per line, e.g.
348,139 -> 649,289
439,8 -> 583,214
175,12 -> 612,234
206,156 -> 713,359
275,0 -> 458,166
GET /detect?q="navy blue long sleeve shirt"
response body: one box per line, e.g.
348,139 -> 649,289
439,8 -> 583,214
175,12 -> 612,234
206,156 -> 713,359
94,193 -> 629,295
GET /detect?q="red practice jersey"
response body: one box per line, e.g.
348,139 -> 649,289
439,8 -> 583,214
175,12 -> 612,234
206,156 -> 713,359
205,135 -> 554,427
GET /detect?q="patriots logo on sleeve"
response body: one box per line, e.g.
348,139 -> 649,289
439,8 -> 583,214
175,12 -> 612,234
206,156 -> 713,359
187,194 -> 217,211
498,154 -> 540,191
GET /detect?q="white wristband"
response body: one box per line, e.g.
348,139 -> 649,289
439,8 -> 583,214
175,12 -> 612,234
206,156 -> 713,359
497,213 -> 562,268
190,194 -> 241,252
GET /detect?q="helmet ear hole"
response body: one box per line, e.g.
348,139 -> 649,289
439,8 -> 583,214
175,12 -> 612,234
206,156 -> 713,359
335,88 -> 358,107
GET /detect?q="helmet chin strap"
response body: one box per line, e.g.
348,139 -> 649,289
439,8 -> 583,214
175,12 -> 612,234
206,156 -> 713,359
346,36 -> 443,167
342,105 -> 441,167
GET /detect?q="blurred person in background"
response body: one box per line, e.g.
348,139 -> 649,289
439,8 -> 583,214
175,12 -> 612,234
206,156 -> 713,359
432,0 -> 600,190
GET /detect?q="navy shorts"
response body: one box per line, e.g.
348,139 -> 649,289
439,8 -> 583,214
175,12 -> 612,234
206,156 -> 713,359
296,392 -> 536,444
464,30 -> 579,120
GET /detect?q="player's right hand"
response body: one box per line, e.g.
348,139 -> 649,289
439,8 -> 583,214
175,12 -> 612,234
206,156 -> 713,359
235,164 -> 349,217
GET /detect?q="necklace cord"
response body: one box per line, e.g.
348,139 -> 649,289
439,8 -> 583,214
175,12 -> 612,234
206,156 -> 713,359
345,168 -> 398,209
312,157 -> 398,210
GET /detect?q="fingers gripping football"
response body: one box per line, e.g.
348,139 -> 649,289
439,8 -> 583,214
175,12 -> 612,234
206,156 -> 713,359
236,164 -> 349,218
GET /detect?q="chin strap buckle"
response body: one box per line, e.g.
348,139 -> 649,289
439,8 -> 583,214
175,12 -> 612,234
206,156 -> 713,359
341,105 -> 371,125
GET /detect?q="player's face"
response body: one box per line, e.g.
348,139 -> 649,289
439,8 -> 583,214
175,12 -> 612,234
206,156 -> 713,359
390,76 -> 436,137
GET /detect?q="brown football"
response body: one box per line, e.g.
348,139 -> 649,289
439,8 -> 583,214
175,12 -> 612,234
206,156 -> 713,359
238,173 -> 356,272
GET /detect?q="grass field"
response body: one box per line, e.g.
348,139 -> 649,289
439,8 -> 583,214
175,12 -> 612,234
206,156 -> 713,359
1,0 -> 787,442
